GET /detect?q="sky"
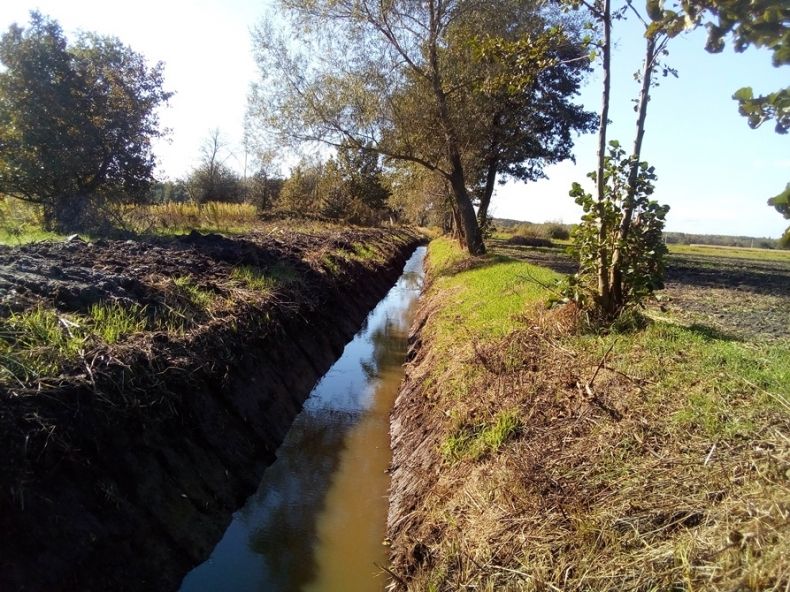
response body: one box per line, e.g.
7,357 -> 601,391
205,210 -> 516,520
0,0 -> 787,237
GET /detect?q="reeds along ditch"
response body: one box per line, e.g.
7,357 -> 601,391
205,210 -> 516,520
387,237 -> 789,592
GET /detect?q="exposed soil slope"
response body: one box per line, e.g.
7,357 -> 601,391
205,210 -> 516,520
0,222 -> 422,591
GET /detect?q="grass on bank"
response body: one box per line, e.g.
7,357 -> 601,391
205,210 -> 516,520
0,275 -> 228,386
394,237 -> 789,592
125,201 -> 259,235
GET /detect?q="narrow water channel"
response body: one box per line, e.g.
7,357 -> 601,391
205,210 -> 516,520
181,246 -> 426,592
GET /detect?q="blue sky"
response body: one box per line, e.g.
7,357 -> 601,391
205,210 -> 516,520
1,0 -> 787,237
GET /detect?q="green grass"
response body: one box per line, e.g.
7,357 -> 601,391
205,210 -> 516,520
428,238 -> 560,346
441,409 -> 521,462
395,237 -> 790,592
172,276 -> 215,309
668,243 -> 790,262
320,254 -> 342,275
231,265 -> 278,291
0,307 -> 85,381
89,302 -> 148,344
0,228 -> 65,245
351,242 -> 381,261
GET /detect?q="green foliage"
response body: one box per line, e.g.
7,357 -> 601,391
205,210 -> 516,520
276,144 -> 391,225
732,86 -> 789,134
0,12 -> 171,232
0,197 -> 63,244
650,0 -> 788,133
320,143 -> 391,225
768,182 -> 790,247
278,158 -> 324,212
186,130 -> 244,204
567,141 -> 669,320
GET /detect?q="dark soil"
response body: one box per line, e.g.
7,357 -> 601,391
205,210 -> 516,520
0,223 -> 423,591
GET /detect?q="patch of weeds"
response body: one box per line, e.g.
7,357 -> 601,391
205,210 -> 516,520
152,305 -> 193,335
441,409 -> 521,463
351,242 -> 380,261
172,276 -> 215,310
89,301 -> 148,344
231,265 -> 277,292
321,254 -> 341,275
0,307 -> 85,381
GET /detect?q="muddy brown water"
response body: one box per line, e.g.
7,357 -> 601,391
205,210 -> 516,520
180,246 -> 426,592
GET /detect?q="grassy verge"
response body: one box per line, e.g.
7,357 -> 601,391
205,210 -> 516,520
390,237 -> 789,591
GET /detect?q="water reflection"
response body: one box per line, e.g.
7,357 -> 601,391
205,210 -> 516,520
181,246 -> 426,592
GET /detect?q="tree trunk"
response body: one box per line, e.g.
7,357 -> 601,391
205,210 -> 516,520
427,2 -> 485,256
610,35 -> 657,308
596,0 -> 613,314
448,164 -> 485,254
46,194 -> 93,232
476,157 -> 498,232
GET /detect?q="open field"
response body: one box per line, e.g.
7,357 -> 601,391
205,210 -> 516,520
669,243 -> 790,263
387,237 -> 789,591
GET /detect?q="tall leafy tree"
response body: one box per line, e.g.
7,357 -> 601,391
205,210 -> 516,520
249,0 -> 588,254
0,12 -> 171,230
466,32 -> 597,229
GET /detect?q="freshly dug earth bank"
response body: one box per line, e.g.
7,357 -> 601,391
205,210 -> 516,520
0,223 -> 422,591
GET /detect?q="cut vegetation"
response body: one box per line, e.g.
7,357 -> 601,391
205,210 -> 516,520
388,237 -> 789,591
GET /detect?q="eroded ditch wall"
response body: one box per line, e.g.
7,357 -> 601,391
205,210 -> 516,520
0,228 -> 422,591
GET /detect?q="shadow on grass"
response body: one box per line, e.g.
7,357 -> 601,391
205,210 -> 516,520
487,238 -> 578,276
434,253 -> 514,279
685,322 -> 742,343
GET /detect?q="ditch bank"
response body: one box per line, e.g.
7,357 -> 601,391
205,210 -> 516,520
386,238 -> 789,591
0,223 -> 423,591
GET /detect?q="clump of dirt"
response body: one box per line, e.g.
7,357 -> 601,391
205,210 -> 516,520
0,222 -> 423,591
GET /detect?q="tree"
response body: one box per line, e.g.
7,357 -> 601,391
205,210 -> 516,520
278,158 -> 324,212
0,12 -> 171,231
186,129 -> 243,203
456,21 -> 597,231
245,169 -> 284,211
768,183 -> 790,246
387,161 -> 454,228
329,142 -> 390,224
249,0 -> 588,254
565,0 -> 673,321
